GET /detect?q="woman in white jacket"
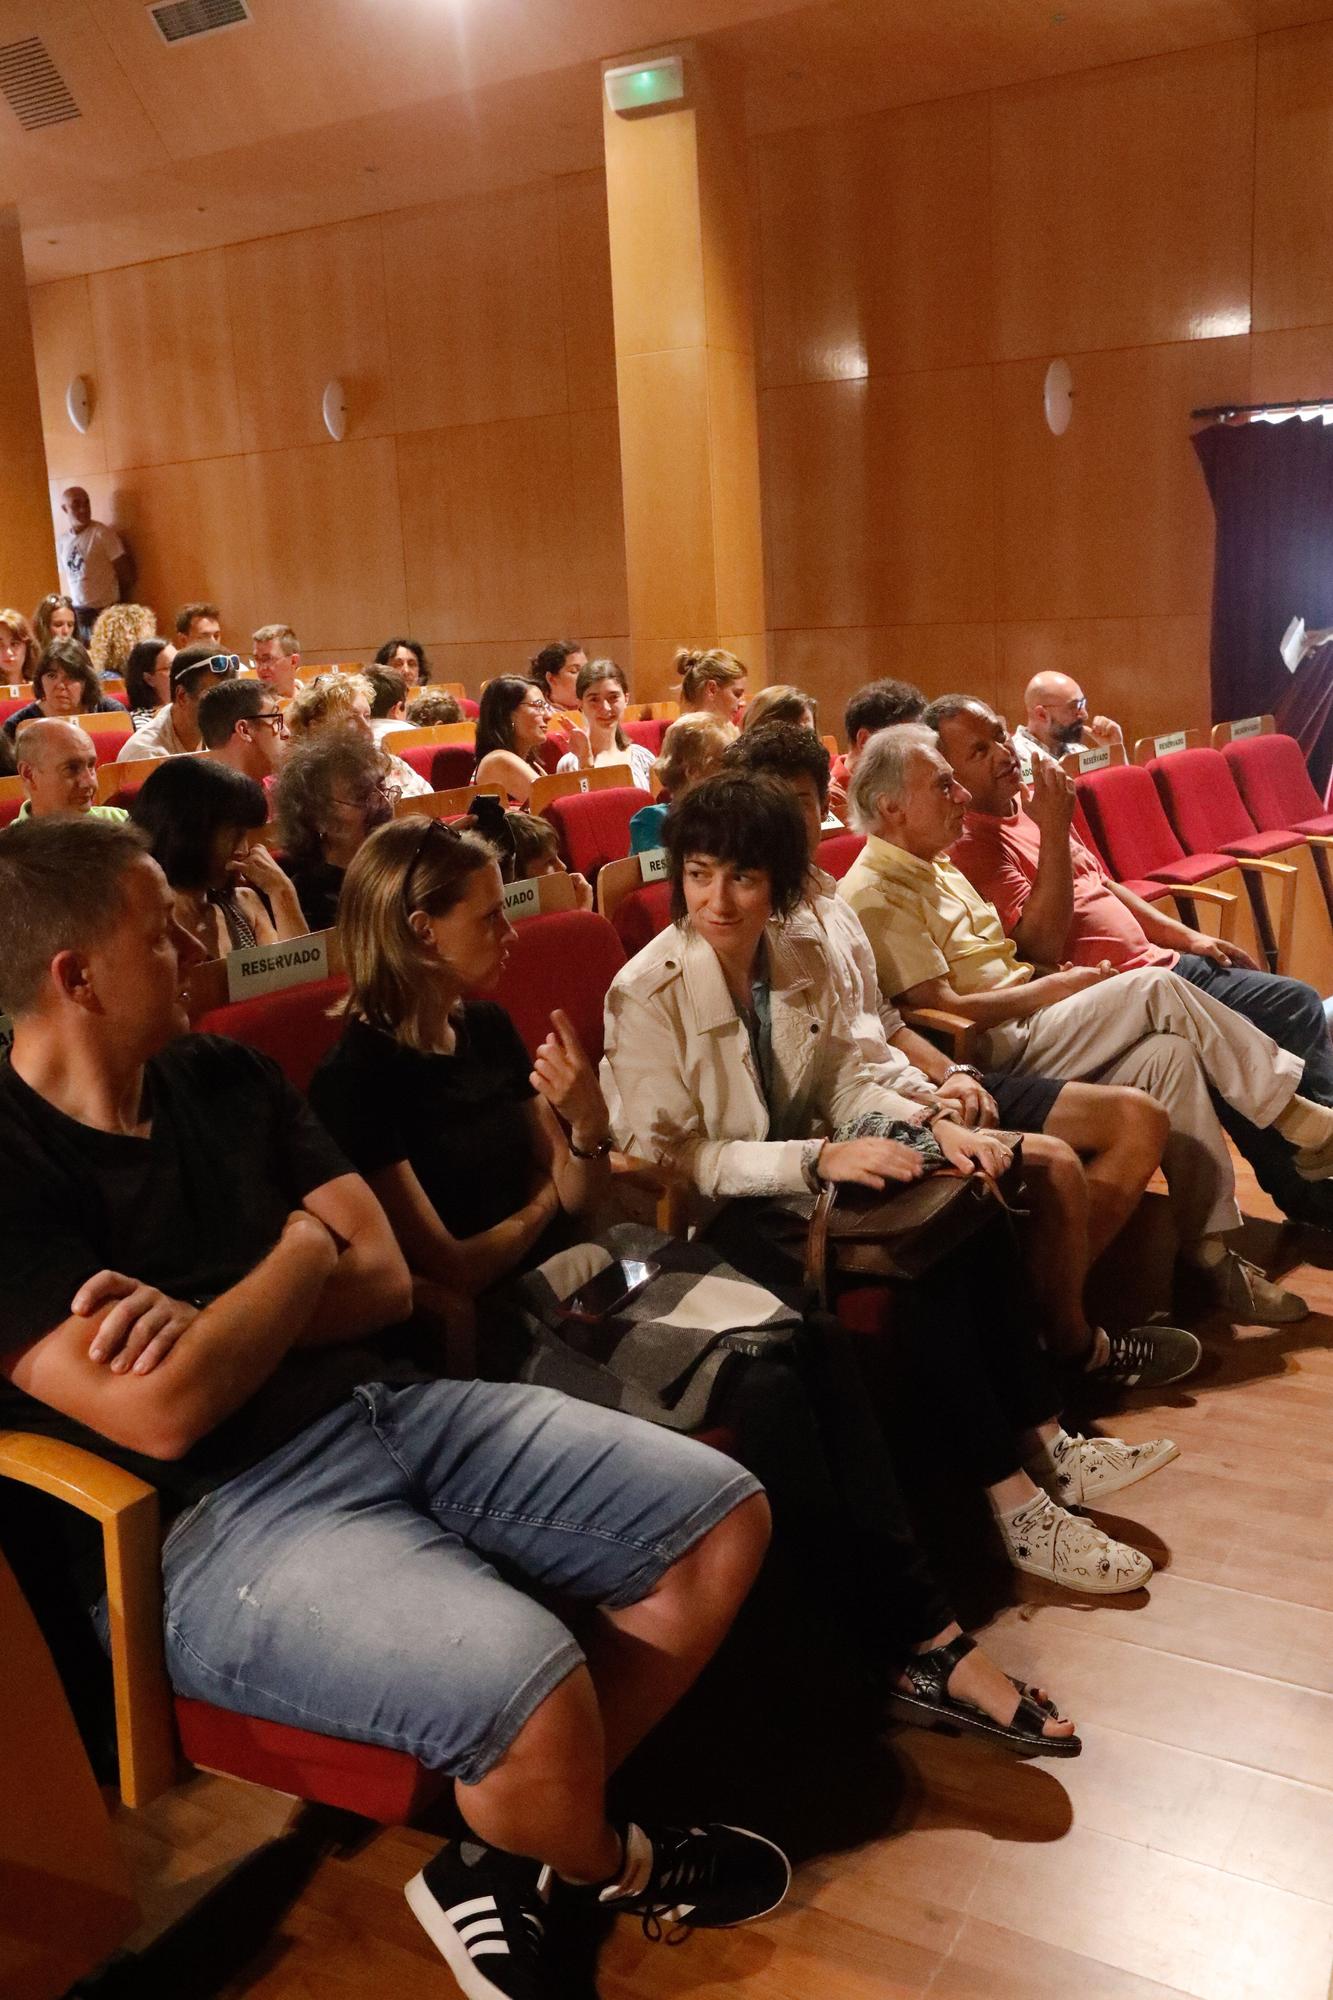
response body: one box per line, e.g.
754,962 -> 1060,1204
603,775 -> 1178,1719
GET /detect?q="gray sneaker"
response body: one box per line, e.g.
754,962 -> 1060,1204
1204,1252 -> 1307,1326
1086,1323 -> 1201,1390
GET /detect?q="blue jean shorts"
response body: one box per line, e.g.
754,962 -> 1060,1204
161,1378 -> 759,1784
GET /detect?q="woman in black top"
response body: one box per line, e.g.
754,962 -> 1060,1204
131,757 -> 308,960
274,731 -> 395,935
309,816 -> 613,1305
3,638 -> 126,737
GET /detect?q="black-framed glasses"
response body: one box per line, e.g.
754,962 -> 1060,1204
249,708 -> 289,733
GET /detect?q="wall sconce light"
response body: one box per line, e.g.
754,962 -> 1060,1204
66,374 -> 93,434
322,380 -> 347,442
1044,358 -> 1073,436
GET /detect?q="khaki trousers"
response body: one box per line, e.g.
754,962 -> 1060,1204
978,965 -> 1304,1242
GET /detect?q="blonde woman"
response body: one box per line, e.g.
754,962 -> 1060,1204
89,603 -> 156,684
629,712 -> 732,855
741,684 -> 818,736
286,672 -> 432,798
676,646 -> 747,731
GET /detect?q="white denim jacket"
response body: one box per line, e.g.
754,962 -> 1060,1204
601,920 -> 925,1200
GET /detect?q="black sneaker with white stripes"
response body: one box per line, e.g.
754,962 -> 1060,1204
1088,1322 -> 1201,1391
405,1839 -> 551,2000
597,1820 -> 791,1937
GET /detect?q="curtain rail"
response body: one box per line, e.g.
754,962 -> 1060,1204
1191,399 -> 1333,421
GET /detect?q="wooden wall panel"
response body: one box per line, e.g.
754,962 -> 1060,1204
557,173 -> 618,413
762,379 -> 872,631
114,457 -> 257,646
770,625 -> 1000,725
398,416 -> 581,643
994,336 -> 1250,623
755,95 -> 992,389
1254,21 -> 1333,333
245,436 -> 407,650
568,406 -> 629,638
226,218 -> 392,452
383,184 -> 569,433
867,367 -> 994,626
996,616 -> 1213,743
89,250 -> 243,470
1250,326 -> 1333,404
29,277 -> 107,481
616,348 -> 718,645
992,43 -> 1254,360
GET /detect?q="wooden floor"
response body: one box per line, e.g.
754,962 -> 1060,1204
107,1157 -> 1333,2000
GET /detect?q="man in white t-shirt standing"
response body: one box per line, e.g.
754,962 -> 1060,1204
56,488 -> 134,643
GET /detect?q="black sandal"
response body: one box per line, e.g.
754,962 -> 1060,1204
886,1632 -> 1082,1759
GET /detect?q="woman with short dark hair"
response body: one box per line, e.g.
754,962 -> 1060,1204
123,637 -> 176,723
132,756 -> 307,958
374,635 -> 431,687
3,638 -> 127,737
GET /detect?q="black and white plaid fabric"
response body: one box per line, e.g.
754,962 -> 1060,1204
504,1222 -> 801,1431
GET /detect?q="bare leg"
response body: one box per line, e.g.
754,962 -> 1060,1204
454,1497 -> 770,1880
1015,1131 -> 1093,1358
580,1491 -> 771,1775
1045,1083 -> 1168,1258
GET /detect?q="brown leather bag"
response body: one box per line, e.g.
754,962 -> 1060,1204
803,1133 -> 1027,1309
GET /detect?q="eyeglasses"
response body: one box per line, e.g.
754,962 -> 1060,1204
402,814 -> 465,915
174,651 -> 242,688
249,709 -> 289,733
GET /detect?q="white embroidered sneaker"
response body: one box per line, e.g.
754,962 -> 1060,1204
999,1492 -> 1153,1595
1027,1430 -> 1179,1507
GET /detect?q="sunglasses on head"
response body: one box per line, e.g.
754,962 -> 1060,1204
174,651 -> 242,687
402,813 -> 470,914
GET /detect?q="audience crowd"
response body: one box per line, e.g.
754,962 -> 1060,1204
3,568 -> 1332,2000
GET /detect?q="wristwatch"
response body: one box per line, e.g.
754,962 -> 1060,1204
567,1132 -> 613,1161
942,1062 -> 984,1084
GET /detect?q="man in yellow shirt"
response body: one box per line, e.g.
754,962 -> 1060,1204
838,723 -> 1333,1326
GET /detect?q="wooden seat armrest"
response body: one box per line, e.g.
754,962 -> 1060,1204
1160,883 -> 1237,944
1231,855 -> 1297,968
0,1431 -> 178,1808
899,1006 -> 979,1062
611,1152 -> 690,1234
1300,832 -> 1333,850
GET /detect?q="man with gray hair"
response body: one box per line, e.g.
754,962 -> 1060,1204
838,723 -> 1333,1325
252,623 -> 302,700
15,718 -> 128,823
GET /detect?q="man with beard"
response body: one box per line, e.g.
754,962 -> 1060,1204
1012,673 -> 1123,770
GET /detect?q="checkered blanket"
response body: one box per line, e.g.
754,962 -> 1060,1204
503,1222 -> 801,1431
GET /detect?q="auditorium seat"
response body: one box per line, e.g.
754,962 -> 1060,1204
543,786 -> 651,883
818,831 -> 865,880
1075,761 -> 1263,962
195,974 -> 349,1092
395,742 -> 438,786
1150,746 -> 1333,989
623,717 -> 669,757
0,693 -> 29,725
494,908 -> 626,1064
1224,731 -> 1333,841
0,794 -> 23,828
428,743 -> 477,791
611,879 -> 673,957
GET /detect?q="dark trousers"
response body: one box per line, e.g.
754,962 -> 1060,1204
1173,954 -> 1333,1226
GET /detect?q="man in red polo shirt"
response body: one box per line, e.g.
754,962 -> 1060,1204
931,692 -> 1333,1230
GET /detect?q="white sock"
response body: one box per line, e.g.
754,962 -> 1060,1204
596,1822 -> 654,1903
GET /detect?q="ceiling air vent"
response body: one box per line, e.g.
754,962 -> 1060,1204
148,0 -> 253,47
0,38 -> 79,131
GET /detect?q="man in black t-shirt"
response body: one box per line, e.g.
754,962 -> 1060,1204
0,818 -> 785,2000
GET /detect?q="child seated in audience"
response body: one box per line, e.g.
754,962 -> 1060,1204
408,688 -> 463,727
554,658 -> 654,790
364,663 -> 412,741
307,814 -> 1089,1761
473,675 -> 553,805
507,809 -> 593,907
131,755 -> 307,957
0,815 -> 783,1999
273,731 -> 395,933
629,712 -> 732,855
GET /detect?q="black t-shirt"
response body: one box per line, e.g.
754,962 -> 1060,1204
285,856 -> 344,934
0,1035 -> 412,1502
309,1006 -> 539,1242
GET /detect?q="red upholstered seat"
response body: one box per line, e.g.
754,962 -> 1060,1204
1073,763 -> 1232,894
0,694 -> 27,725
624,718 -> 669,756
1148,746 -> 1297,861
537,731 -> 566,775
543,786 -> 652,882
1070,793 -> 1104,863
396,742 -> 439,785
195,974 -> 349,1092
458,697 -> 480,719
611,879 -> 673,958
0,795 -> 23,828
429,743 -> 477,791
174,1698 -> 448,1821
494,909 -> 626,1063
818,832 -> 865,880
87,727 -> 132,765
1225,733 -> 1333,839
